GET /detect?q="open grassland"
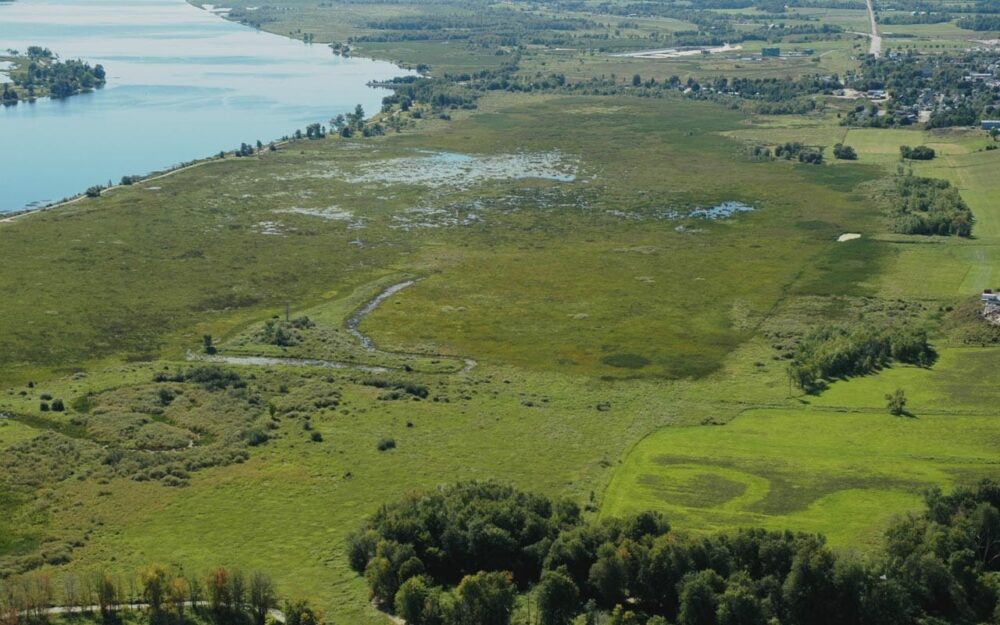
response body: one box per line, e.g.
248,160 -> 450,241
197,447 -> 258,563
0,94 -> 884,383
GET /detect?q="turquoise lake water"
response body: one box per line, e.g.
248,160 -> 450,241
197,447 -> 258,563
0,0 -> 408,212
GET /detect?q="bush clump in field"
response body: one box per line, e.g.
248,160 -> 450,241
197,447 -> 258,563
376,438 -> 396,451
747,144 -> 772,160
832,143 -> 857,160
244,428 -> 270,446
774,141 -> 805,159
788,324 -> 935,391
154,366 -> 246,391
797,148 -> 823,164
772,142 -> 823,164
887,175 -> 972,237
350,480 -> 1000,625
363,378 -> 429,399
258,316 -> 315,347
900,145 -> 935,160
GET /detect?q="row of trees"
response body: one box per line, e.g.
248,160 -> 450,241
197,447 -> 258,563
772,142 -> 824,164
787,324 -> 935,391
956,14 -> 1000,30
0,566 -> 316,625
350,480 -> 1000,625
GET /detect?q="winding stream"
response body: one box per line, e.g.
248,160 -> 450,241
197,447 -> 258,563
188,280 -> 478,374
346,280 -> 416,350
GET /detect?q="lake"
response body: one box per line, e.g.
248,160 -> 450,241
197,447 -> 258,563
0,0 -> 408,213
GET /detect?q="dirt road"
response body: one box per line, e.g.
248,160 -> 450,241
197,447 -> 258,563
865,0 -> 882,57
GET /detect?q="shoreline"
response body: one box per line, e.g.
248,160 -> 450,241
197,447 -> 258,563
0,138 -> 296,224
1,0 -> 406,221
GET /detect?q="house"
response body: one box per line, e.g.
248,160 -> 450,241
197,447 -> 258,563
982,120 -> 1000,130
982,290 -> 1000,303
866,89 -> 887,99
761,47 -> 780,58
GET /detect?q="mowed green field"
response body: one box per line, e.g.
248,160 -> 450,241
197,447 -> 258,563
603,405 -> 1000,548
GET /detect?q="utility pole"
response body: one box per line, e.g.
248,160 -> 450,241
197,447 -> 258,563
285,301 -> 290,322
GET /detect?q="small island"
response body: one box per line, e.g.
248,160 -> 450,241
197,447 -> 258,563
1,46 -> 105,105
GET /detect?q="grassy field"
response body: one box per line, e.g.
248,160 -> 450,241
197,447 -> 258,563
0,94 -> 884,383
603,406 -> 1000,548
2,2 -> 1000,623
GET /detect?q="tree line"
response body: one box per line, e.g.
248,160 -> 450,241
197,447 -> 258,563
0,566 -> 321,625
787,324 -> 935,391
348,480 -> 1000,625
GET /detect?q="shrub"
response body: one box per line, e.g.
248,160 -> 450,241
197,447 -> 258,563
886,388 -> 907,415
900,145 -> 935,160
376,438 -> 396,451
832,143 -> 857,160
51,399 -> 65,412
363,379 -> 429,399
244,429 -> 270,447
154,366 -> 245,391
797,148 -> 823,164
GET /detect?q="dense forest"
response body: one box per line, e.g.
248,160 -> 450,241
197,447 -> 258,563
348,480 -> 1000,625
1,46 -> 105,104
956,14 -> 1000,29
786,324 -> 935,391
887,175 -> 974,237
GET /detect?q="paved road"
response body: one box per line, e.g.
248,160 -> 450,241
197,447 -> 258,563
865,0 -> 882,57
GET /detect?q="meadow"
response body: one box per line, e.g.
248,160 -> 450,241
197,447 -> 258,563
2,2 -> 1000,623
